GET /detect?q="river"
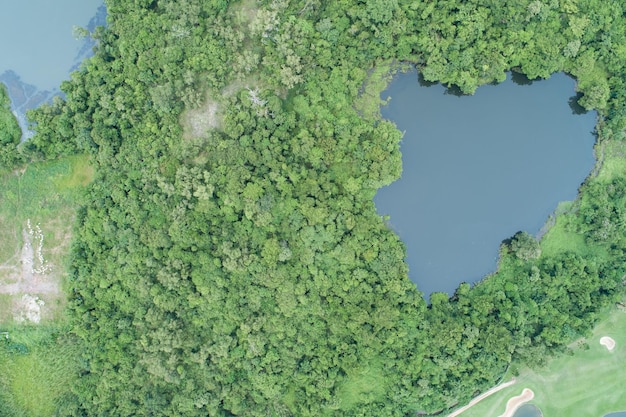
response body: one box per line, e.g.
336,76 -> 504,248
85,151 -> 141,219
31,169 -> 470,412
374,70 -> 597,298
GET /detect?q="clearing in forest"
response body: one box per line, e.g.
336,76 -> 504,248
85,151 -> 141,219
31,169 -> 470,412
0,155 -> 92,324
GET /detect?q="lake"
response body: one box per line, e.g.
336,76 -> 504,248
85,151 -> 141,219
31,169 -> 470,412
0,0 -> 105,139
374,70 -> 597,298
512,404 -> 543,417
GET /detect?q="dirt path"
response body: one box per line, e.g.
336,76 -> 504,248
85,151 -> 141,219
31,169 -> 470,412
446,378 -> 517,417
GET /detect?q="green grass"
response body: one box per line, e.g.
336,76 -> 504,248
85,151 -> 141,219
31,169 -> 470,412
0,325 -> 82,416
335,358 -> 387,411
540,212 -> 608,260
0,155 -> 93,324
596,140 -> 626,182
0,156 -> 90,413
456,305 -> 626,417
0,155 -> 92,260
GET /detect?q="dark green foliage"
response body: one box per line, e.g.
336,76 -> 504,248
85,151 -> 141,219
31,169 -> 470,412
17,0 -> 626,415
0,85 -> 24,169
511,231 -> 542,261
580,178 -> 626,243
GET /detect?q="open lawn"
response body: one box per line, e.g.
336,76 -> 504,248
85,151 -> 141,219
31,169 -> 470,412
0,324 -> 82,416
456,305 -> 626,417
0,155 -> 92,324
0,155 -> 89,415
596,139 -> 626,182
335,357 -> 387,411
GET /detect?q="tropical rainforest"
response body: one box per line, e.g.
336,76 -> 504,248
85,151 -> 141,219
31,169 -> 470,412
2,0 -> 626,415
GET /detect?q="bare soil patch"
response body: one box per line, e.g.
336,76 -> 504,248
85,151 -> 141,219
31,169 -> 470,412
0,220 -> 64,324
181,93 -> 221,139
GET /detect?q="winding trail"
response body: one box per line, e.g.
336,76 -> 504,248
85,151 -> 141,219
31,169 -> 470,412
446,378 -> 517,417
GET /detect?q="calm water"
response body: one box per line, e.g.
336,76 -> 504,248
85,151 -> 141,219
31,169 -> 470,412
512,404 -> 543,417
374,70 -> 596,298
0,0 -> 104,138
605,413 -> 626,417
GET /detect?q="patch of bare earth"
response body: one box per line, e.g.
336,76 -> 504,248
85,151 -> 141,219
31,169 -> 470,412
0,220 -> 64,324
181,93 -> 221,139
180,77 -> 270,141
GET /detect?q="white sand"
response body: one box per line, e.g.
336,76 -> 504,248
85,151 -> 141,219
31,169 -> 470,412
497,388 -> 535,417
600,336 -> 616,351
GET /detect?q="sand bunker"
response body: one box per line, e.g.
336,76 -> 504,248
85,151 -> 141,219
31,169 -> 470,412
600,336 -> 616,351
498,388 -> 535,417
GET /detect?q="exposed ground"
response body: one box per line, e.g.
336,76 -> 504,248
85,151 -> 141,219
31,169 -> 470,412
180,76 -> 270,141
0,221 -> 62,323
180,92 -> 221,139
0,155 -> 91,325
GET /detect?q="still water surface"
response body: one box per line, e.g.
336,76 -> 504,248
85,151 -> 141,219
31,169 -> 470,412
0,0 -> 104,137
374,70 -> 596,298
512,404 -> 543,417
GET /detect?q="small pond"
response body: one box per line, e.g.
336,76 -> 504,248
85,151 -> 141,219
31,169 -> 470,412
374,70 -> 597,298
512,404 -> 543,417
604,412 -> 626,417
0,0 -> 105,139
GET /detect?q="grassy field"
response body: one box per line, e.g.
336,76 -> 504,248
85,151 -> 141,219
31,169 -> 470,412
0,324 -> 82,416
458,305 -> 626,417
0,155 -> 92,324
596,139 -> 626,182
0,155 -> 91,416
335,357 -> 387,411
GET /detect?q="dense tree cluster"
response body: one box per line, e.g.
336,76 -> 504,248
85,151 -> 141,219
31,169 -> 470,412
14,0 -> 626,415
0,85 -> 23,169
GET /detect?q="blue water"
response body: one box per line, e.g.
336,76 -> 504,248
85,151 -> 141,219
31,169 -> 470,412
604,412 -> 626,417
512,404 -> 543,417
0,1 -> 105,139
374,70 -> 597,298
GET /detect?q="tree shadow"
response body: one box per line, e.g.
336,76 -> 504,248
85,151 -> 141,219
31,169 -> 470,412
568,92 -> 588,115
510,71 -> 535,86
443,84 -> 465,97
417,72 -> 437,87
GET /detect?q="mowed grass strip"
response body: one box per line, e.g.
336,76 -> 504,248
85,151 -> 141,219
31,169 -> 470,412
460,305 -> 626,417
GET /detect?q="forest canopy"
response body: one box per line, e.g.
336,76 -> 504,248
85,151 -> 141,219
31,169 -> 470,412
9,0 -> 626,415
